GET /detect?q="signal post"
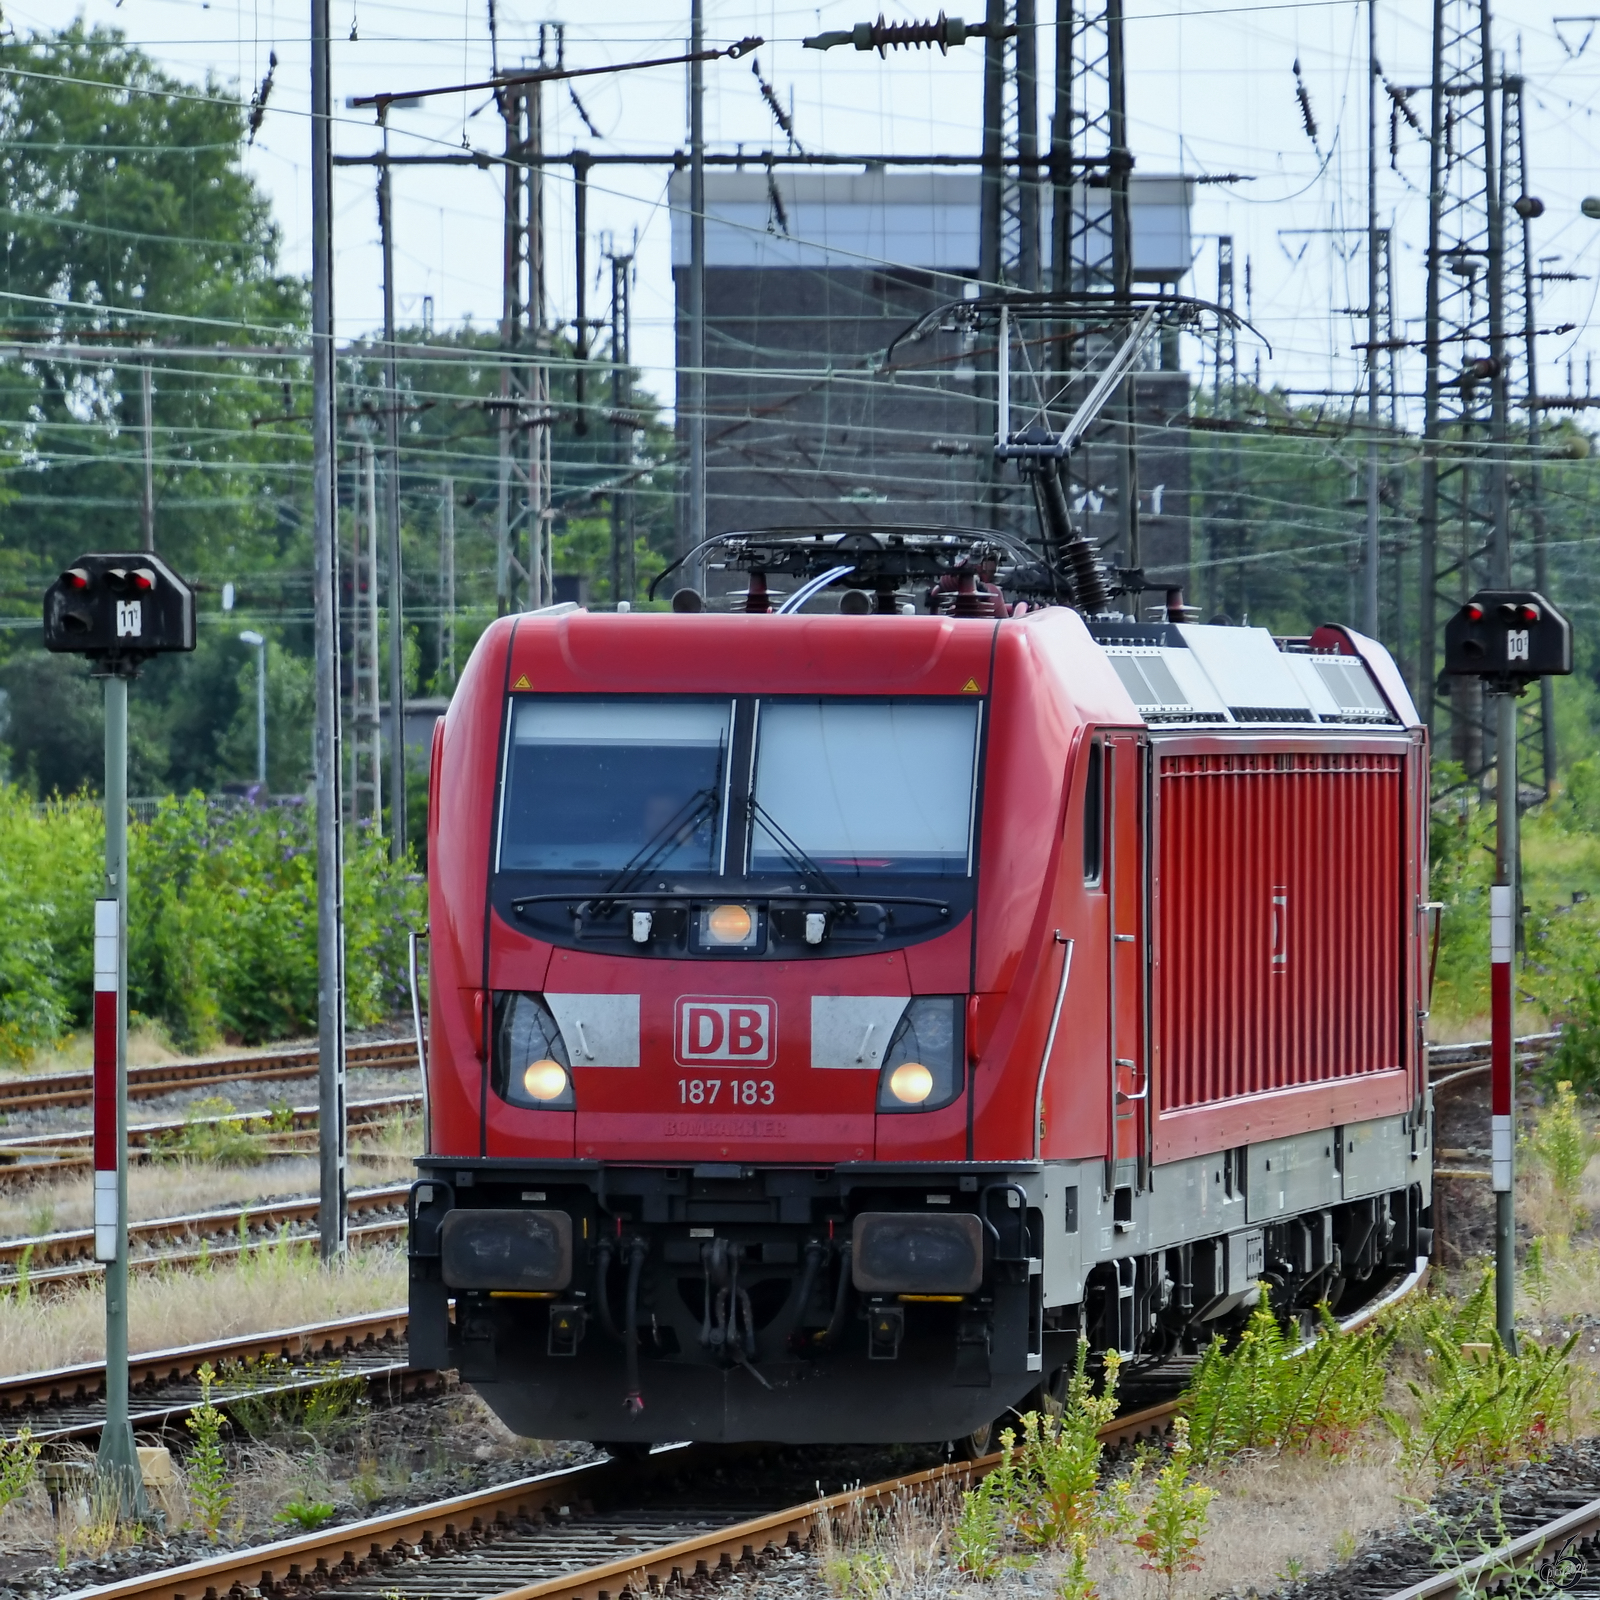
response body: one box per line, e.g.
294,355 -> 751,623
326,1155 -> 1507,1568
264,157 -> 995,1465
43,555 -> 195,1516
1443,590 -> 1572,1350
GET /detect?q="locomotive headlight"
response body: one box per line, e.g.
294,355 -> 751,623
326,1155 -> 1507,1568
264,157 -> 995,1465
887,1062 -> 934,1104
494,992 -> 576,1109
522,1059 -> 569,1101
877,997 -> 963,1113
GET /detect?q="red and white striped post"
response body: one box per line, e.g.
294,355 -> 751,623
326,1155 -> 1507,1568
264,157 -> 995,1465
1490,690 -> 1518,1353
92,899 -> 119,1263
95,672 -> 145,1514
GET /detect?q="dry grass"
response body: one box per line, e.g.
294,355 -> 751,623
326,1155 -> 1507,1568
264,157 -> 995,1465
1426,1014 -> 1492,1046
0,1244 -> 406,1375
817,1482 -> 966,1599
1145,1446 -> 1411,1598
1521,1237 -> 1600,1330
818,1445 -> 1413,1600
0,1022 -> 187,1078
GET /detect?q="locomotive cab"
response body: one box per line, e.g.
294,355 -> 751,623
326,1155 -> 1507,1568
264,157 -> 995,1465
410,531 -> 1432,1446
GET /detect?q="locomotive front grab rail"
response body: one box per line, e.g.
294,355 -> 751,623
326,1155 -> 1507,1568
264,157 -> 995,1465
1033,933 -> 1073,1159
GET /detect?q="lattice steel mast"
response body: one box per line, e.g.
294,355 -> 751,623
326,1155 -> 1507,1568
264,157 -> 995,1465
1502,72 -> 1556,796
497,69 -> 553,615
1419,0 -> 1506,776
1040,0 -> 1137,579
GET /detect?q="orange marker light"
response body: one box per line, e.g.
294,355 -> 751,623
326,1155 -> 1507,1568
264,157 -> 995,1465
706,903 -> 754,943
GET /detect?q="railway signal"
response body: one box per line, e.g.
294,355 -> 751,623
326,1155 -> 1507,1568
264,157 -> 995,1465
42,552 -> 196,1519
1443,588 -> 1573,1351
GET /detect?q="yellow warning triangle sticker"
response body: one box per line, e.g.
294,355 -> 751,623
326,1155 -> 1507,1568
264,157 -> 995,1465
512,674 -> 531,690
961,678 -> 981,693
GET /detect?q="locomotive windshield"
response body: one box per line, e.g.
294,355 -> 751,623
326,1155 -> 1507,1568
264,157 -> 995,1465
749,700 -> 979,878
497,694 -> 978,881
498,698 -> 731,873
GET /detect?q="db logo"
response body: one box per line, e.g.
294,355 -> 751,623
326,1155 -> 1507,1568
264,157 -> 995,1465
675,996 -> 776,1067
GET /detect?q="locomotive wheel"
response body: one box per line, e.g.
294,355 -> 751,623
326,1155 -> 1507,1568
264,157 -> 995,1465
963,1420 -> 996,1457
594,1441 -> 653,1462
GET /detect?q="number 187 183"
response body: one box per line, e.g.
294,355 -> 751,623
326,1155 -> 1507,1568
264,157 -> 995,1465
678,1078 -> 775,1107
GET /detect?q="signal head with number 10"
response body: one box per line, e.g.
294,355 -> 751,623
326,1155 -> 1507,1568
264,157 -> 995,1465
1442,588 -> 1571,686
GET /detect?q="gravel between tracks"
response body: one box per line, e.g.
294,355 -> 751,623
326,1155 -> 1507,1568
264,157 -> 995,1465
1257,1438 -> 1600,1600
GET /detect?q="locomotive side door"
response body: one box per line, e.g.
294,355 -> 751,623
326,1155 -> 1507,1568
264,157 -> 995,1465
1103,730 -> 1150,1190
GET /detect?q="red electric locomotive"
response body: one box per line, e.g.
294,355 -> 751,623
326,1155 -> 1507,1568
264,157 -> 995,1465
408,527 -> 1433,1447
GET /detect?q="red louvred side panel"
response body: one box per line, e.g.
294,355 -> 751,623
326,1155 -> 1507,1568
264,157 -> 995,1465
1156,751 -> 1405,1111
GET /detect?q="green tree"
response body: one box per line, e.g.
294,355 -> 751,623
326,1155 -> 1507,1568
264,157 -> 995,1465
0,23 -> 310,795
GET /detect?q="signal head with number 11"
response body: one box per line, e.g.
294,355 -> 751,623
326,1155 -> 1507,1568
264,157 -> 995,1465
43,552 -> 196,670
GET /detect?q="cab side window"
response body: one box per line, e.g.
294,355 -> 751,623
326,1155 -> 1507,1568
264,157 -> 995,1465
1083,737 -> 1104,886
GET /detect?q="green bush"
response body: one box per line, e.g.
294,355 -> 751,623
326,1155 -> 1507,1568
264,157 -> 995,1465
1385,1276 -> 1579,1476
150,1096 -> 278,1167
1523,1080 -> 1598,1235
951,1346 -> 1127,1578
1182,1296 -> 1393,1461
0,787 -> 101,1060
1541,978 -> 1600,1098
273,1499 -> 335,1532
0,784 -> 423,1061
0,1427 -> 39,1511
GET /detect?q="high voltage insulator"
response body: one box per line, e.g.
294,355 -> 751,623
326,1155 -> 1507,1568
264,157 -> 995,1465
802,11 -> 1008,54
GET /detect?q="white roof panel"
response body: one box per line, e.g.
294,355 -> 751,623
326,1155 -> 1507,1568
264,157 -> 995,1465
1176,626 -> 1316,723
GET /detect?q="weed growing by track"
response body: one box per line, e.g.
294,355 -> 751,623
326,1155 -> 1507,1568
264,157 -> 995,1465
149,1096 -> 292,1167
273,1498 -> 335,1531
0,1429 -> 38,1510
831,1347 -> 1222,1595
1125,1419 -> 1213,1600
185,1363 -> 233,1539
226,1359 -> 367,1448
1,1242 -> 35,1305
952,1346 -> 1129,1577
821,1274 -> 1593,1600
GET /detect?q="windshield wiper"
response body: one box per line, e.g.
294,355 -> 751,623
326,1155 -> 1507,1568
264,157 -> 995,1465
510,786 -> 720,923
587,731 -> 728,910
594,786 -> 720,906
747,798 -> 850,905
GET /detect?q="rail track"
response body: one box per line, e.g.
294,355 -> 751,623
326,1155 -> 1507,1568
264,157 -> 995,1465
0,1039 -> 418,1118
59,1404 -> 1184,1600
0,1183 -> 410,1293
0,1307 -> 430,1443
0,1094 -> 420,1189
1426,1030 -> 1560,1084
1346,1486 -> 1600,1600
50,1260 -> 1430,1600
